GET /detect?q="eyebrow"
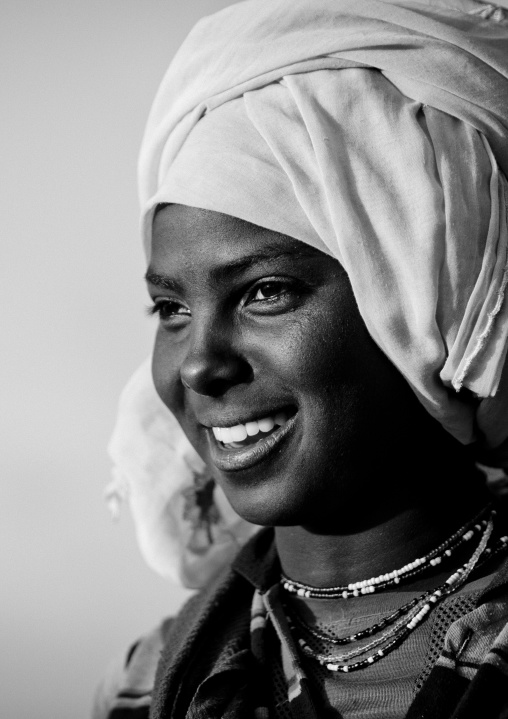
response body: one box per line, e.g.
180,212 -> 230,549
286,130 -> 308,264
144,272 -> 181,292
145,244 -> 324,289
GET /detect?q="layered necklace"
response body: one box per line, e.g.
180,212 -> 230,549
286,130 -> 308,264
280,504 -> 508,673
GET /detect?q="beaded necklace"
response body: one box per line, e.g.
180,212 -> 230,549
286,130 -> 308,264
279,505 -> 508,673
281,504 -> 491,599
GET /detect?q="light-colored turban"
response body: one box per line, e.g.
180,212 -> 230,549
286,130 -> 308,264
108,0 -> 508,587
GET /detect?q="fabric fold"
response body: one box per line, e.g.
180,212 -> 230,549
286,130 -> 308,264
109,0 -> 508,585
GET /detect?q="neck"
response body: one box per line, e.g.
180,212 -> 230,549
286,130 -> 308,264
275,465 -> 490,590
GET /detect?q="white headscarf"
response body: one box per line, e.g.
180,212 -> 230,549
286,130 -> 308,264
109,0 -> 508,587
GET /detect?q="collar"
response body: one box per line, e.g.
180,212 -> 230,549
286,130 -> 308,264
232,527 -> 280,592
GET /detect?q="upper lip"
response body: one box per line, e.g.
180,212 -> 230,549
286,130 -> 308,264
206,410 -> 298,472
198,404 -> 295,428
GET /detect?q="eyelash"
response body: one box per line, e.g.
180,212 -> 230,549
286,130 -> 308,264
147,278 -> 295,321
245,279 -> 291,305
146,300 -> 189,320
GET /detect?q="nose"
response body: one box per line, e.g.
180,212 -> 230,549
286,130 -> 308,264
179,315 -> 252,397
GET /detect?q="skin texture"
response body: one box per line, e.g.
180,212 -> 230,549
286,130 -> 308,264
148,204 -> 488,588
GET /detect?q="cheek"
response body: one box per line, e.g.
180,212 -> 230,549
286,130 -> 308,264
152,340 -> 208,462
279,305 -> 357,395
152,331 -> 185,414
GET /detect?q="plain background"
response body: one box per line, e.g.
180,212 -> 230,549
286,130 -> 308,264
1,1 -> 236,717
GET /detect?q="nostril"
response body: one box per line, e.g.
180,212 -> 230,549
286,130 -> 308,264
180,352 -> 252,397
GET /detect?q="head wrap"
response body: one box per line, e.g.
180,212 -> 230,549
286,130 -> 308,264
108,0 -> 508,587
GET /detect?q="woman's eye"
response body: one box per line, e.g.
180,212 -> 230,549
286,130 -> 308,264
148,300 -> 190,322
250,281 -> 287,303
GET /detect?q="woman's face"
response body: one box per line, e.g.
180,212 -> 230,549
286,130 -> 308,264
148,205 -> 452,529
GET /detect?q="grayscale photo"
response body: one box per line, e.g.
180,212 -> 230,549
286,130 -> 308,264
3,0 -> 508,717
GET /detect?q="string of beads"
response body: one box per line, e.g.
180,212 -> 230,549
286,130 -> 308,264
289,590 -> 430,645
279,503 -> 508,674
281,504 -> 491,599
291,527 -> 508,652
286,515 -> 497,672
287,524 -> 508,648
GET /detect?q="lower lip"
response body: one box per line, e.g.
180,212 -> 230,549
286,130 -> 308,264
207,414 -> 297,472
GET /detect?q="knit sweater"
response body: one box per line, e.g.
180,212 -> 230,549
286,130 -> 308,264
95,528 -> 508,719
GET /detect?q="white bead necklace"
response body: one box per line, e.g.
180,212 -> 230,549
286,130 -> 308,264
281,504 -> 492,599
288,514 -> 497,673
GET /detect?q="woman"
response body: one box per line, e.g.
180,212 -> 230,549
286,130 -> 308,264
96,0 -> 508,717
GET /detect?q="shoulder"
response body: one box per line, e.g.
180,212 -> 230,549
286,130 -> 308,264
91,569 -> 248,719
92,619 -> 172,719
92,529 -> 276,718
91,562 -> 248,719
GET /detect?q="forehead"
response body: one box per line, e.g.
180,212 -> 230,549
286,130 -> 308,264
149,204 -> 326,275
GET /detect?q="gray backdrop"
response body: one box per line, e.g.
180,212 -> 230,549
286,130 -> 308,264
1,1 -> 234,717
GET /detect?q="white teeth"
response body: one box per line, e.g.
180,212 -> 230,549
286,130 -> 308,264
245,421 -> 259,436
221,426 -> 232,443
258,417 -> 275,433
230,424 -> 248,442
212,411 -> 289,445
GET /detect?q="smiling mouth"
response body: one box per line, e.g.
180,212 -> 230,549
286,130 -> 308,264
207,406 -> 297,472
211,409 -> 294,449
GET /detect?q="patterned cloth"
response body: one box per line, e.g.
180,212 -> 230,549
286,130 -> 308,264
250,587 -> 319,719
94,529 -> 508,719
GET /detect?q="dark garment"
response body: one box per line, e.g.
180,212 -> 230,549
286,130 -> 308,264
102,529 -> 508,719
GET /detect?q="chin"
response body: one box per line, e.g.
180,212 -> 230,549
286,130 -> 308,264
214,471 -> 318,528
